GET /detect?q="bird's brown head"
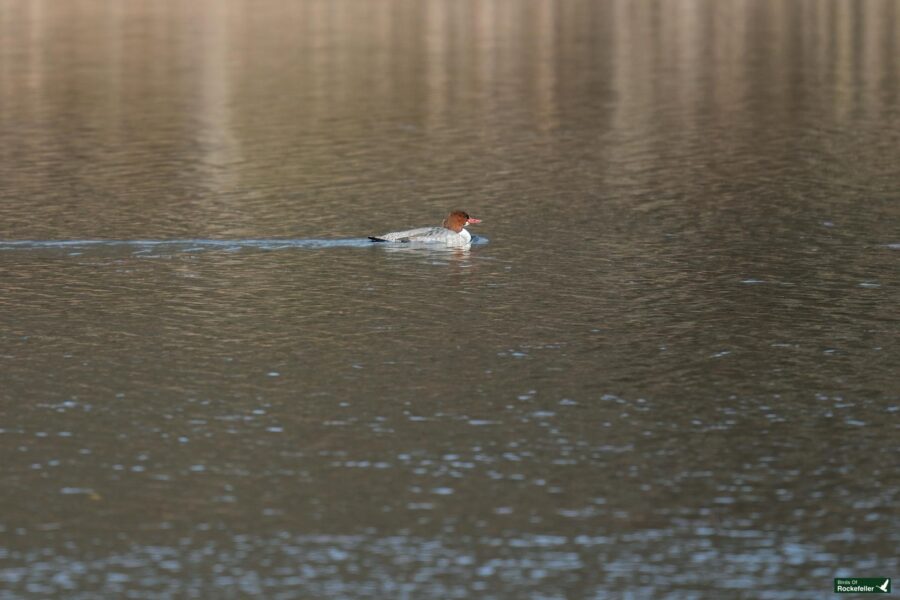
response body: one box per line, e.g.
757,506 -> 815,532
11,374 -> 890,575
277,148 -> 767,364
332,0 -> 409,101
442,210 -> 482,232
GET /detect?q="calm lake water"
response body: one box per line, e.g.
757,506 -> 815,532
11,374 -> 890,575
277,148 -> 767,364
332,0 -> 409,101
1,0 -> 898,597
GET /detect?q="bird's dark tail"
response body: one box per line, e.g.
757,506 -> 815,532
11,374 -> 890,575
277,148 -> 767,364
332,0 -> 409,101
368,236 -> 388,242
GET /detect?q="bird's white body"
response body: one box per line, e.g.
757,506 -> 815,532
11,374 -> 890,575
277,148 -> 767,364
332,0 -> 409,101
374,226 -> 472,247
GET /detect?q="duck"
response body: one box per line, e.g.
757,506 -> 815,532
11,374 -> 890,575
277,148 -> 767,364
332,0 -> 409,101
369,210 -> 482,247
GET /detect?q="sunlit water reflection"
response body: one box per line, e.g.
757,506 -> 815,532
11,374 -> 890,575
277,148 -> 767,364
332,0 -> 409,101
1,0 -> 898,598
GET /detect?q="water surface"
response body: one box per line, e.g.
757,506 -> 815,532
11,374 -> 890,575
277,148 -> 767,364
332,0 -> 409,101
1,0 -> 898,598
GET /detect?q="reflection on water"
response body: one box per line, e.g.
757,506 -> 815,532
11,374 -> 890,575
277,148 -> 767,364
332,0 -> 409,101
1,0 -> 898,598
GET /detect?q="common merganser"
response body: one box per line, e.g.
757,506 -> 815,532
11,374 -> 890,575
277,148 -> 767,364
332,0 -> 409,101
369,210 -> 482,247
